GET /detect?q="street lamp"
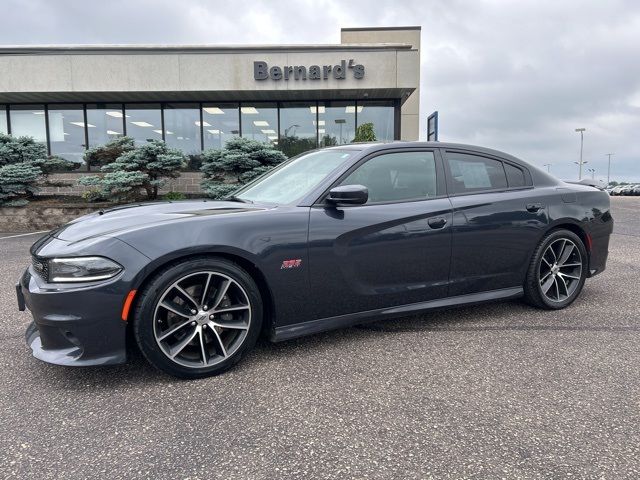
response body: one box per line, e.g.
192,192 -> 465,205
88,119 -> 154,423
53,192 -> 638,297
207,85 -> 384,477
543,163 -> 551,173
575,128 -> 586,179
606,153 -> 614,185
587,168 -> 595,179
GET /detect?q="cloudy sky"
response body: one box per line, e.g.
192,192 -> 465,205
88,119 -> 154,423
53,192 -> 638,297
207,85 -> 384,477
1,0 -> 639,182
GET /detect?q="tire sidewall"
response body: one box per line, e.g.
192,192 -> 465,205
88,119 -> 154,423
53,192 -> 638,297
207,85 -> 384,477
533,230 -> 587,309
134,257 -> 263,379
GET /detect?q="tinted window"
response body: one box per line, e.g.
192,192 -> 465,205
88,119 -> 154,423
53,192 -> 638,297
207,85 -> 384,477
446,152 -> 507,194
340,151 -> 437,203
86,104 -> 125,147
125,104 -> 163,146
504,162 -> 528,187
48,104 -> 86,168
9,105 -> 47,143
0,106 -> 7,134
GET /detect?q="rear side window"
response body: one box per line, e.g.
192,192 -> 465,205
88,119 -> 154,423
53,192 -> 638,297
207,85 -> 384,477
340,151 -> 437,203
504,163 -> 528,188
445,152 -> 507,194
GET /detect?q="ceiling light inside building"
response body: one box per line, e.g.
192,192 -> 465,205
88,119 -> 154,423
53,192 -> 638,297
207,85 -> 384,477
241,107 -> 259,114
152,129 -> 163,134
253,120 -> 269,127
70,121 -> 96,128
106,111 -> 124,118
203,107 -> 224,115
309,106 -> 325,114
207,129 -> 222,134
195,121 -> 211,127
131,121 -> 153,127
345,106 -> 364,113
268,135 -> 278,140
106,130 -> 121,135
312,120 -> 326,126
32,111 -> 45,115
261,129 -> 276,134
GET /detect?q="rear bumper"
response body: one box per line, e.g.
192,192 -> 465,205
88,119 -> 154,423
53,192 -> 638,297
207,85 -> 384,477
20,269 -> 128,367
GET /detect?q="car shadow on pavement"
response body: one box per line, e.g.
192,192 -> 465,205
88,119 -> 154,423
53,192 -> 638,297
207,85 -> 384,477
31,293 -> 631,387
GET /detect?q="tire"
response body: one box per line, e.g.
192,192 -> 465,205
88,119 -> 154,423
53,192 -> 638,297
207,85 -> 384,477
523,229 -> 587,310
133,257 -> 263,379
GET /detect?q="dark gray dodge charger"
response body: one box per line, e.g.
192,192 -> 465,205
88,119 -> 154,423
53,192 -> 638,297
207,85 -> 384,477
18,142 -> 613,378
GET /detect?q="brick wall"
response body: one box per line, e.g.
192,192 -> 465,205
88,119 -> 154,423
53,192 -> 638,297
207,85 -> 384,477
40,172 -> 206,196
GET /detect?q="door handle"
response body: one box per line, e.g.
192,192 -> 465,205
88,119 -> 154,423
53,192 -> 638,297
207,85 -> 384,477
526,203 -> 544,213
428,217 -> 447,229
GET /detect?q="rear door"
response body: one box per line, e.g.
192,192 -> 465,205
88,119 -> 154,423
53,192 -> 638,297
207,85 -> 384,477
442,149 -> 549,296
307,148 -> 452,320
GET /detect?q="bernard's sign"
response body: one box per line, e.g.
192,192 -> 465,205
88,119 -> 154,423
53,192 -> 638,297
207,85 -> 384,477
254,60 -> 365,81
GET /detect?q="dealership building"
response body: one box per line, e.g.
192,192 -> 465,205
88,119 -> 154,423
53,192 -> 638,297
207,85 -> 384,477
0,26 -> 420,192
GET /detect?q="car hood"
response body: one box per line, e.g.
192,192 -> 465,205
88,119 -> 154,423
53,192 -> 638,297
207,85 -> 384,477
53,200 -> 269,242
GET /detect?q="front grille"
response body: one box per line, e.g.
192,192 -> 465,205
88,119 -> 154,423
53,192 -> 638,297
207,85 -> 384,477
31,256 -> 49,281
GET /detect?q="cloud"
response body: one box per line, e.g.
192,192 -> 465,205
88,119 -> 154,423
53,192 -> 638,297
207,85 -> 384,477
1,0 -> 638,181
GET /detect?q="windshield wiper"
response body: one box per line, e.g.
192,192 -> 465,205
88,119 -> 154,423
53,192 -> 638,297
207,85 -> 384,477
226,195 -> 253,204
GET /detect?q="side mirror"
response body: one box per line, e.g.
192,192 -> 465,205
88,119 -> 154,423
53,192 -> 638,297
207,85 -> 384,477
327,185 -> 368,206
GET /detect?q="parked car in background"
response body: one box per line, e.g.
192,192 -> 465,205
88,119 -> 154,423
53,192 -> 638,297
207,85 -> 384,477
18,142 -> 614,378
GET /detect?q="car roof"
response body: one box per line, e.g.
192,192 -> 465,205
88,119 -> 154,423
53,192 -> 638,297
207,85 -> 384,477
324,141 -> 524,163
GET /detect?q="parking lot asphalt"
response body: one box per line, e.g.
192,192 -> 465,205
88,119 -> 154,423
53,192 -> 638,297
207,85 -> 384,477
1,197 -> 639,479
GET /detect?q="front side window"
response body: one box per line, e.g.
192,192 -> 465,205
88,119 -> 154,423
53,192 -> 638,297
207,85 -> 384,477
236,150 -> 354,205
445,152 -> 507,194
340,151 -> 437,203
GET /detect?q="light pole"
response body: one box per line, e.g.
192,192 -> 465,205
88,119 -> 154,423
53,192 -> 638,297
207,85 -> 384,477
575,128 -> 586,179
543,163 -> 551,173
587,168 -> 595,179
606,153 -> 614,185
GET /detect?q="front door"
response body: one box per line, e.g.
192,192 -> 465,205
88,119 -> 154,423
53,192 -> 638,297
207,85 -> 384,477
307,149 -> 452,320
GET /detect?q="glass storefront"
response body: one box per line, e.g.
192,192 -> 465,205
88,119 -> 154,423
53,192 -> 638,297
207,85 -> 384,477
319,101 -> 355,147
202,104 -> 240,150
0,100 -> 398,170
48,104 -> 86,168
356,100 -> 395,142
279,103 -> 318,158
163,103 -> 201,155
9,105 -> 47,143
125,104 -> 163,146
240,103 -> 278,146
86,104 -> 125,147
0,106 -> 7,134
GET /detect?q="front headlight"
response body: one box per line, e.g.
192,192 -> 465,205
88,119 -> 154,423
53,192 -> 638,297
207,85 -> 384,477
47,256 -> 123,283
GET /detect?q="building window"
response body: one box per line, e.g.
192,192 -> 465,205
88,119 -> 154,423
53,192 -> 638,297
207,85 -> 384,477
0,106 -> 7,134
125,104 -> 163,146
202,104 -> 240,150
163,103 -> 201,155
48,104 -> 86,168
357,100 -> 395,142
86,104 -> 125,147
9,105 -> 47,143
279,102 -> 318,157
319,101 -> 355,147
240,103 -> 278,146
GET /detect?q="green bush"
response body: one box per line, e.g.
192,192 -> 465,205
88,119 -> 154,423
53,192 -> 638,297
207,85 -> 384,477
200,137 -> 287,199
353,122 -> 377,142
84,136 -> 135,168
164,191 -> 186,201
0,133 -> 74,205
79,140 -> 186,202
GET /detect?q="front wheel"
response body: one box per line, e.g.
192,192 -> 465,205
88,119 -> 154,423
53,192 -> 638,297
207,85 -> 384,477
523,229 -> 587,310
133,257 -> 263,379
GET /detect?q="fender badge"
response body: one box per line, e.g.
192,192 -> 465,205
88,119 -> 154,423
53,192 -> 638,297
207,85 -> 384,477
280,259 -> 302,269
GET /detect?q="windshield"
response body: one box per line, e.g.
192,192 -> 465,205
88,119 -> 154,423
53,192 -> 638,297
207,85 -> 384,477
235,150 -> 355,204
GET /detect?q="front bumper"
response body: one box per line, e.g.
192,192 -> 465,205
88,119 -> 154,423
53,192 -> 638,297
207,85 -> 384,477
20,269 -> 128,367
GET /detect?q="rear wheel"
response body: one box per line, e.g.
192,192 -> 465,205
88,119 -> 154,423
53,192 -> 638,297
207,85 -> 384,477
133,257 -> 263,378
523,229 -> 587,310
